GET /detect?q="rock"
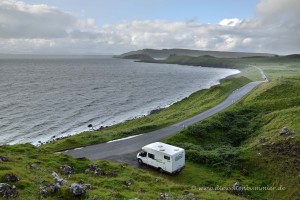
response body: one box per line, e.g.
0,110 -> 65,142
259,137 -> 268,143
232,182 -> 243,195
69,183 -> 91,197
3,174 -> 20,182
30,164 -> 38,170
0,156 -> 8,162
39,183 -> 60,197
182,192 -> 196,200
94,168 -> 105,177
60,165 -> 74,178
159,193 -> 169,200
52,172 -> 67,185
88,164 -> 98,171
279,127 -> 294,136
0,183 -> 18,198
124,179 -> 134,187
30,164 -> 48,173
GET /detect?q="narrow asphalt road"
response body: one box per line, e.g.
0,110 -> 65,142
65,78 -> 265,165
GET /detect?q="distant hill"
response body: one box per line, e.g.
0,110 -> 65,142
122,53 -> 155,61
117,48 -> 276,59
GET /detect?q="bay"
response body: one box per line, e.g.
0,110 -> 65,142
0,55 -> 239,145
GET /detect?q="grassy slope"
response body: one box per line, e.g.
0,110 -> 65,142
162,57 -> 300,200
0,144 -> 244,199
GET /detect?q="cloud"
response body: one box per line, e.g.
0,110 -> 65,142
0,0 -> 76,39
219,18 -> 242,27
256,0 -> 300,22
0,0 -> 299,54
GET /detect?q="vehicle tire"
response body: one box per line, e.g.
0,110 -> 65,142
137,159 -> 143,165
158,168 -> 164,173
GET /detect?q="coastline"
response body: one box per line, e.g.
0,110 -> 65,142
35,68 -> 240,146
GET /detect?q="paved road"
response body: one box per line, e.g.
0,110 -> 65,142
65,79 -> 264,165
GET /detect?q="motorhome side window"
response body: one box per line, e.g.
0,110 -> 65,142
148,153 -> 155,159
164,155 -> 170,160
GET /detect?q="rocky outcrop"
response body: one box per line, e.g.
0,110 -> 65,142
69,181 -> 91,197
60,165 -> 74,178
0,183 -> 18,198
279,127 -> 294,136
39,183 -> 60,197
52,172 -> 67,185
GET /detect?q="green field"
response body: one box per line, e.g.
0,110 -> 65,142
1,55 -> 300,199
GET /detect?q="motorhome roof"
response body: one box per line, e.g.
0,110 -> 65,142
143,142 -> 184,155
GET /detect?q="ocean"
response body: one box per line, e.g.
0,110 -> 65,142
0,55 -> 239,145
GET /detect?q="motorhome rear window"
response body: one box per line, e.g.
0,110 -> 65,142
164,155 -> 170,160
148,153 -> 155,159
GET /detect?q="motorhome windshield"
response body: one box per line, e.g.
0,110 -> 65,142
139,151 -> 147,157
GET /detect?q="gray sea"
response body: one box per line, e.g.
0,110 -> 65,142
0,55 -> 239,145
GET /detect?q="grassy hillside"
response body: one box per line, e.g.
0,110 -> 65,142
0,144 -> 245,199
117,48 -> 275,59
163,76 -> 300,200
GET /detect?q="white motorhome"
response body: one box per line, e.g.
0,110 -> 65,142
137,142 -> 185,174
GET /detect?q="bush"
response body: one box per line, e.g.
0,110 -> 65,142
184,107 -> 261,146
185,145 -> 240,168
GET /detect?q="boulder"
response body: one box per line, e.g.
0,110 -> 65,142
39,183 -> 60,197
279,127 -> 294,136
0,183 -> 18,198
52,172 -> 67,185
60,165 -> 74,178
69,182 -> 91,197
3,174 -> 20,182
0,156 -> 8,162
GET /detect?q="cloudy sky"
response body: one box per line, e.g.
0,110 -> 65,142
0,0 -> 299,55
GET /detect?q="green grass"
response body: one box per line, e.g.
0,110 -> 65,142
0,144 -> 245,199
163,76 -> 300,200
